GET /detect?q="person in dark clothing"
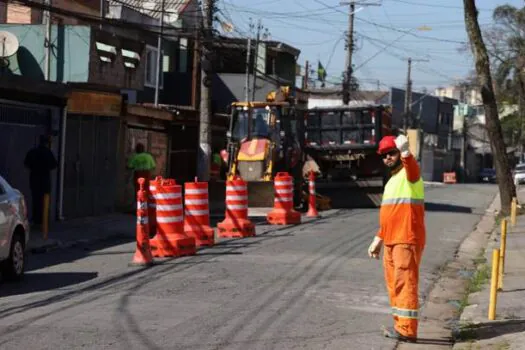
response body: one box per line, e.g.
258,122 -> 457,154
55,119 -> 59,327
24,135 -> 58,225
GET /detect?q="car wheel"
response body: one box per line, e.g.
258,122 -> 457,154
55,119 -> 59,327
2,232 -> 25,280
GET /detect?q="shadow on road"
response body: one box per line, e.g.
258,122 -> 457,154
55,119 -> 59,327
425,202 -> 473,213
0,272 -> 98,297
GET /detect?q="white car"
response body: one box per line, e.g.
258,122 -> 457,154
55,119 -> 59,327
0,175 -> 29,280
514,164 -> 525,186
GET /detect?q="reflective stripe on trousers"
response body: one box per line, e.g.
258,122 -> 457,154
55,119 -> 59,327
383,243 -> 423,338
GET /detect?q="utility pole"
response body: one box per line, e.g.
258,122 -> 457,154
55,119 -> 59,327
303,60 -> 309,90
251,19 -> 262,102
43,0 -> 51,81
154,0 -> 165,106
244,19 -> 254,102
342,1 -> 355,105
197,0 -> 214,181
404,57 -> 429,132
404,57 -> 412,132
191,26 -> 200,109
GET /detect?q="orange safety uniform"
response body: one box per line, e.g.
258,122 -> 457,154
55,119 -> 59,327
378,153 -> 425,338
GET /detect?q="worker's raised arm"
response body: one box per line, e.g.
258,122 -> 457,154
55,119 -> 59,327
394,135 -> 420,183
401,154 -> 421,183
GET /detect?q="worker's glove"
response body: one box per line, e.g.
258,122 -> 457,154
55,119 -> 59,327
368,236 -> 383,259
395,135 -> 410,158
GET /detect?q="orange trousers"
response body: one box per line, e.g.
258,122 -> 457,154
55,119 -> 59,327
383,244 -> 424,338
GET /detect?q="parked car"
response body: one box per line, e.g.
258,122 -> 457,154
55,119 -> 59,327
0,175 -> 29,280
514,163 -> 525,185
478,168 -> 497,183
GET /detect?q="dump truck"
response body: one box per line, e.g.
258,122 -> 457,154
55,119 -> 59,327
304,105 -> 393,207
221,86 -> 308,207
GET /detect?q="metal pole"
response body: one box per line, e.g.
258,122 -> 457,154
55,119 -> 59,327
57,106 -> 67,221
44,0 -> 51,81
154,0 -> 165,106
251,19 -> 261,102
197,0 -> 214,181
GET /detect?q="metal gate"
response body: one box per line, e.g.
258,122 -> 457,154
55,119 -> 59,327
0,103 -> 55,222
63,115 -> 120,218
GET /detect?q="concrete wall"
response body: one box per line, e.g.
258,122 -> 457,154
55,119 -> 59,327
212,73 -> 281,113
0,24 -> 145,90
389,87 -> 440,133
0,24 -> 91,83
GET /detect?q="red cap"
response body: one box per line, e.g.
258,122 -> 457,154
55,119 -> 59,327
377,136 -> 397,154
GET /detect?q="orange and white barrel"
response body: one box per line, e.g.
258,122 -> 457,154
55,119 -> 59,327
184,181 -> 214,246
218,177 -> 255,238
267,172 -> 301,225
150,178 -> 196,257
148,176 -> 163,237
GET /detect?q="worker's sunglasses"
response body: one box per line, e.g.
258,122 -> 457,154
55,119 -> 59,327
381,150 -> 398,159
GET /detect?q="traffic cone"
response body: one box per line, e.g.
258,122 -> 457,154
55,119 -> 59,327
306,171 -> 319,218
130,178 -> 154,267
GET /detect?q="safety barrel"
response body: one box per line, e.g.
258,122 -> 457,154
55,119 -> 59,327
184,180 -> 214,246
150,178 -> 196,257
148,176 -> 163,237
130,178 -> 154,266
267,172 -> 301,225
218,177 -> 255,238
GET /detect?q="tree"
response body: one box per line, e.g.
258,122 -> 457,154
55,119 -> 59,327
463,0 -> 516,215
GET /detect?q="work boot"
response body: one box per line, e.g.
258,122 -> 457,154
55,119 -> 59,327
381,326 -> 417,343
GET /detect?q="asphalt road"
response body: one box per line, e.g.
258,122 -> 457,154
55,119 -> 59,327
0,184 -> 496,350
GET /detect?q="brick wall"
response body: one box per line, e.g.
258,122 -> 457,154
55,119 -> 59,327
88,32 -> 145,90
121,127 -> 169,208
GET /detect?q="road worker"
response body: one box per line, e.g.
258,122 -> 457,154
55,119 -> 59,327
127,143 -> 156,197
24,135 -> 58,227
367,134 -> 425,342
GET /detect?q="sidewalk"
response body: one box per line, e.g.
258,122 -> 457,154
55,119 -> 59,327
28,213 -> 135,253
453,191 -> 525,350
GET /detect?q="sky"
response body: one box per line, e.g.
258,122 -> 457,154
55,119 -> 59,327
218,0 -> 523,93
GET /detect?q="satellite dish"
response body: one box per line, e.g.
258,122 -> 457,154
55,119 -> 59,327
0,31 -> 19,58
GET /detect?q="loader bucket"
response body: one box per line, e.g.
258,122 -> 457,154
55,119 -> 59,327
208,180 -> 276,210
316,178 -> 383,209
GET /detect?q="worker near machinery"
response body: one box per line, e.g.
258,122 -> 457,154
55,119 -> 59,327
128,143 -> 156,196
367,134 -> 425,342
24,134 -> 58,226
300,152 -> 321,210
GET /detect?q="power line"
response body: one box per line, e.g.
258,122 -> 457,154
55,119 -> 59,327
388,0 -> 492,11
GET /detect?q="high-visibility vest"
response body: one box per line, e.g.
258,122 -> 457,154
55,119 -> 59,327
382,167 -> 424,206
379,166 -> 425,246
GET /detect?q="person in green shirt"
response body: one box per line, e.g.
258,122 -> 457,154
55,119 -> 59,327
128,143 -> 156,196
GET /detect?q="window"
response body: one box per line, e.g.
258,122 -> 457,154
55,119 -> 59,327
144,45 -> 164,88
179,38 -> 188,73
